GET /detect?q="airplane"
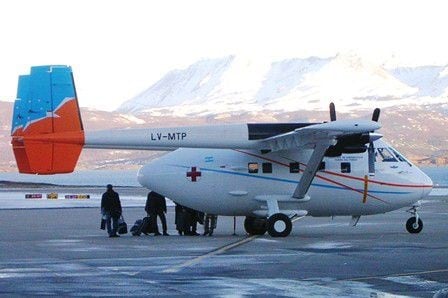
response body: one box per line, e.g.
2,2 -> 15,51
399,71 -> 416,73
10,65 -> 433,237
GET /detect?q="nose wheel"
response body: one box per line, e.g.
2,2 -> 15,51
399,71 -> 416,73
406,217 -> 423,234
406,204 -> 423,234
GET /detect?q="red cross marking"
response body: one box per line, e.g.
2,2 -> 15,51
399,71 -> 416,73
187,167 -> 201,182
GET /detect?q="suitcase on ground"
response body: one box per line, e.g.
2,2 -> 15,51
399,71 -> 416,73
130,219 -> 143,235
131,216 -> 156,236
131,219 -> 143,236
142,216 -> 157,234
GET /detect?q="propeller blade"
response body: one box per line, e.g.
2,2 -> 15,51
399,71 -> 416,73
372,108 -> 380,122
368,141 -> 375,176
329,102 -> 336,121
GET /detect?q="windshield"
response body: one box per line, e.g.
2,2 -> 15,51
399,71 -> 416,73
376,148 -> 397,162
389,147 -> 412,166
389,147 -> 406,162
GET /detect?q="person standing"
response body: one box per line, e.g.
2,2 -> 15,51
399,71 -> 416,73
175,203 -> 187,235
184,207 -> 200,236
203,213 -> 218,236
101,184 -> 122,238
145,191 -> 169,236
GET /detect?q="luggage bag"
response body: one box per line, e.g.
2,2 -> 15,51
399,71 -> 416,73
131,216 -> 156,236
118,216 -> 128,234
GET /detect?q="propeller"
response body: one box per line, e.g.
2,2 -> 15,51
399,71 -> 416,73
328,102 -> 381,176
372,108 -> 380,122
329,102 -> 336,121
369,108 -> 380,176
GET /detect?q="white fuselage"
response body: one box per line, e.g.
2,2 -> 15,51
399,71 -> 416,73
137,139 -> 433,217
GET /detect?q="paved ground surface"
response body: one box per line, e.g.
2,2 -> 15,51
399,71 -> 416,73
0,196 -> 447,297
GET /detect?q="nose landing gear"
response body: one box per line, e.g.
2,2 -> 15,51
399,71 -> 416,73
406,203 -> 423,234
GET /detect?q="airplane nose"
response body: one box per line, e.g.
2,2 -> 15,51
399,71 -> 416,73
420,170 -> 433,198
137,166 -> 147,188
137,156 -> 172,191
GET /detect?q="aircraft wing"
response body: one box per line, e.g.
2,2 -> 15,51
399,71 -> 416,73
261,120 -> 380,152
261,120 -> 381,199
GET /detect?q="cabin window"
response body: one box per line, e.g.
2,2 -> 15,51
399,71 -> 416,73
248,162 -> 259,173
377,148 -> 397,162
318,161 -> 326,171
289,162 -> 300,173
262,162 -> 272,173
341,162 -> 351,173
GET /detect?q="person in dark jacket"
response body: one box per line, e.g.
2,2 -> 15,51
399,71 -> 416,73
184,207 -> 200,236
145,191 -> 169,236
203,213 -> 218,236
101,184 -> 122,238
175,203 -> 187,235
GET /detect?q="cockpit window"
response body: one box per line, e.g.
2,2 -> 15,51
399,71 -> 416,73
389,147 -> 412,166
389,147 -> 406,162
376,148 -> 398,162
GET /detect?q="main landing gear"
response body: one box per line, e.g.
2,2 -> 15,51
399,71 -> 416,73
244,217 -> 267,235
406,204 -> 423,234
267,213 -> 292,237
244,214 -> 293,237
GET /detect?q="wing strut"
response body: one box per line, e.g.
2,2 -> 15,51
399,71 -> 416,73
293,141 -> 330,200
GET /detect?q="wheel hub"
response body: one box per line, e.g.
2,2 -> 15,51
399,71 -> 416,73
274,220 -> 286,232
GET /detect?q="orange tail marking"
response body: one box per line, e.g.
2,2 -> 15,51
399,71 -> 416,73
11,131 -> 85,175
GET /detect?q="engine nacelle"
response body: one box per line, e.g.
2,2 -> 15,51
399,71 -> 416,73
324,133 -> 376,157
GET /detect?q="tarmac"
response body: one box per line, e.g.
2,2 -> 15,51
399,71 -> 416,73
0,189 -> 447,297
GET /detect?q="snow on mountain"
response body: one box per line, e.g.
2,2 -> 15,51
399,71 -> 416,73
254,56 -> 330,104
390,65 -> 448,97
118,114 -> 146,125
264,53 -> 417,111
118,56 -> 235,114
117,54 -> 447,116
441,65 -> 448,78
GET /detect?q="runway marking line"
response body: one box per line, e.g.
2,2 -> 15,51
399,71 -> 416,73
340,268 -> 448,281
162,216 -> 304,273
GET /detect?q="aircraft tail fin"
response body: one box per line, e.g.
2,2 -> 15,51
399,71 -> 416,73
11,65 -> 85,174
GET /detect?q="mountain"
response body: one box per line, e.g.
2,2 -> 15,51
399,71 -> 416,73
390,65 -> 448,97
117,54 -> 448,116
1,100 -> 448,172
1,54 -> 448,172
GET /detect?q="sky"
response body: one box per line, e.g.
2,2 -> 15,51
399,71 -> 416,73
0,0 -> 447,111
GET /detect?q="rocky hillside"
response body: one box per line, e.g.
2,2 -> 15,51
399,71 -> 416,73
1,101 -> 447,172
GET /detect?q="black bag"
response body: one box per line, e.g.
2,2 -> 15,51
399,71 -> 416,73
130,219 -> 143,235
131,216 -> 156,236
100,218 -> 106,230
143,216 -> 157,234
117,216 -> 128,234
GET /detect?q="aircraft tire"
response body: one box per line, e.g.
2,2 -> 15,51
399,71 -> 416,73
244,217 -> 267,235
406,217 -> 423,234
267,213 -> 292,237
